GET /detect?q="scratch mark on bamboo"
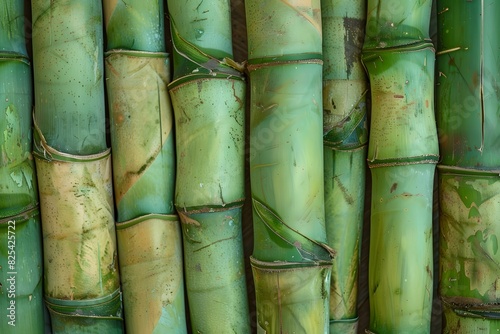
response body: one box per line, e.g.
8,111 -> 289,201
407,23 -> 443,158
436,47 -> 461,56
193,235 -> 236,252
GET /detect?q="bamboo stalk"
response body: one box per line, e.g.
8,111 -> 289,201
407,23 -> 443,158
31,1 -> 123,331
166,0 -> 251,331
436,0 -> 500,331
321,0 -> 368,332
104,49 -> 186,333
246,0 -> 334,332
0,6 -> 44,326
362,0 -> 438,332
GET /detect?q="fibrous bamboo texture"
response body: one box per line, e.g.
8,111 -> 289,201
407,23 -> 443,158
362,0 -> 438,332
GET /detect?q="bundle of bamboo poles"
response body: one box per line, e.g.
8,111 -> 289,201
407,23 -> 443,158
0,1 -> 44,333
436,1 -> 500,332
362,0 -> 438,332
246,0 -> 335,332
31,0 -> 122,332
321,0 -> 368,332
166,0 -> 251,332
102,1 -> 187,332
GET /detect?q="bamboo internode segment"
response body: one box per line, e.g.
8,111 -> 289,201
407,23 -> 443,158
436,2 -> 500,330
0,56 -> 37,218
34,149 -> 123,331
436,1 -> 500,170
0,0 -> 28,56
321,1 -> 368,331
170,77 -> 245,210
103,0 -> 165,52
105,50 -> 176,221
31,0 -> 107,156
362,0 -> 437,332
179,207 -> 250,333
116,214 -> 186,333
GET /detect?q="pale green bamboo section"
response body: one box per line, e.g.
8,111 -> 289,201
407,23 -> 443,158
0,57 -> 37,217
31,0 -> 106,155
34,150 -> 120,297
246,0 -> 333,332
0,208 -> 44,333
178,207 -> 248,332
169,76 -> 250,332
369,165 -> 434,333
436,1 -> 500,331
0,0 -> 27,56
105,50 -> 175,221
362,1 -> 438,331
321,0 -> 368,332
116,214 -> 186,333
103,0 -> 165,52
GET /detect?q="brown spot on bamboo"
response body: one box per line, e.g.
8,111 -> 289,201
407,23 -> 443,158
390,182 -> 398,193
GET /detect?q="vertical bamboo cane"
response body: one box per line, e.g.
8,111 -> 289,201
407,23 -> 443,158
362,1 -> 438,332
436,1 -> 500,331
31,0 -> 122,331
321,0 -> 368,332
245,0 -> 334,332
167,0 -> 251,332
104,49 -> 186,332
1,2 -> 43,332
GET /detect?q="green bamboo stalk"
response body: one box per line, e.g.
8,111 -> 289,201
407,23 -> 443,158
31,0 -> 107,155
103,0 -> 165,52
246,0 -> 334,332
168,75 -> 250,332
0,0 -> 27,56
104,49 -> 186,332
321,0 -> 368,332
31,1 -> 123,331
436,1 -> 500,332
105,50 -> 175,221
167,0 -> 250,331
0,48 -> 43,331
362,1 -> 438,332
116,214 -> 186,333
